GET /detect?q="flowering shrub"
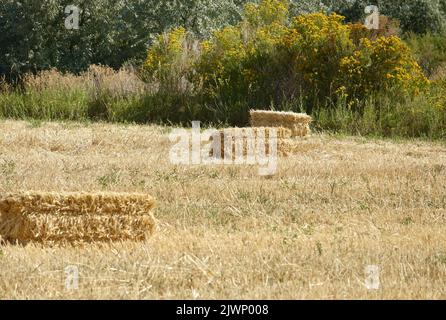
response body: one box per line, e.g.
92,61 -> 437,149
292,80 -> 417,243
142,0 -> 429,112
142,27 -> 199,93
360,36 -> 427,93
278,13 -> 355,107
195,25 -> 247,100
194,0 -> 290,103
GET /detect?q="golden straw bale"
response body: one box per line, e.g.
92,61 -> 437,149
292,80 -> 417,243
250,110 -> 312,137
217,127 -> 292,139
249,110 -> 312,124
0,192 -> 156,244
290,123 -> 311,137
210,127 -> 292,159
276,139 -> 294,157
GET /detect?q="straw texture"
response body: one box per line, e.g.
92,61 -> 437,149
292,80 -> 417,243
250,110 -> 312,137
210,127 -> 292,159
0,192 -> 156,244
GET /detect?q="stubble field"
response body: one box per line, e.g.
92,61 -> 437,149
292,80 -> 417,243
0,120 -> 445,299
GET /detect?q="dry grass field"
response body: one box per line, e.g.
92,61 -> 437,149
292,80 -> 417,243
0,119 -> 445,299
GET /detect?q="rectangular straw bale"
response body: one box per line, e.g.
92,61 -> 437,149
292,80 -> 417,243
250,110 -> 312,124
210,127 -> 292,159
221,127 -> 292,139
0,192 -> 156,244
250,110 -> 312,137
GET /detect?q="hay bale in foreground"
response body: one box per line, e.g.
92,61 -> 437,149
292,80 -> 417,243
210,127 -> 293,159
0,192 -> 156,244
250,110 -> 312,137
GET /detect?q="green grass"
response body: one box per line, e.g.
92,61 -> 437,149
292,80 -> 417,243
0,88 -> 89,121
313,90 -> 446,140
1,82 -> 445,140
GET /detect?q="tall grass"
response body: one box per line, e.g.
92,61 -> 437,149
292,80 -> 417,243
0,65 -> 445,139
0,66 -> 148,122
314,93 -> 446,139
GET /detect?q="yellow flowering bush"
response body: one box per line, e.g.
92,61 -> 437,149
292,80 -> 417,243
244,0 -> 288,27
194,0 -> 290,102
278,13 -> 355,106
362,36 -> 428,94
194,26 -> 247,99
142,27 -> 199,93
142,27 -> 186,77
142,0 -> 429,112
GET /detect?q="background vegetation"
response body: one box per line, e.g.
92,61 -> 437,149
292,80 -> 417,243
1,0 -> 446,78
0,0 -> 445,139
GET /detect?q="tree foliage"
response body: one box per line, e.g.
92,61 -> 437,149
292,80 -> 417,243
1,0 -> 445,80
0,0 -> 244,80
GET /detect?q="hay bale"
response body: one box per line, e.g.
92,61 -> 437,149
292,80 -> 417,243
249,110 -> 312,124
0,192 -> 156,244
276,139 -> 295,157
250,110 -> 312,137
210,127 -> 292,159
217,127 -> 292,139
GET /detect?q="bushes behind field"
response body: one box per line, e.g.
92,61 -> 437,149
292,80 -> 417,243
0,0 -> 445,139
1,0 -> 446,81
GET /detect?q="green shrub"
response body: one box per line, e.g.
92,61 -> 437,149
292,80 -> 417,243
314,83 -> 446,139
405,32 -> 446,78
144,1 -> 428,114
0,0 -> 246,80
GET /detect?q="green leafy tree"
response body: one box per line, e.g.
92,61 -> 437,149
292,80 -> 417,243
0,0 -> 246,79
